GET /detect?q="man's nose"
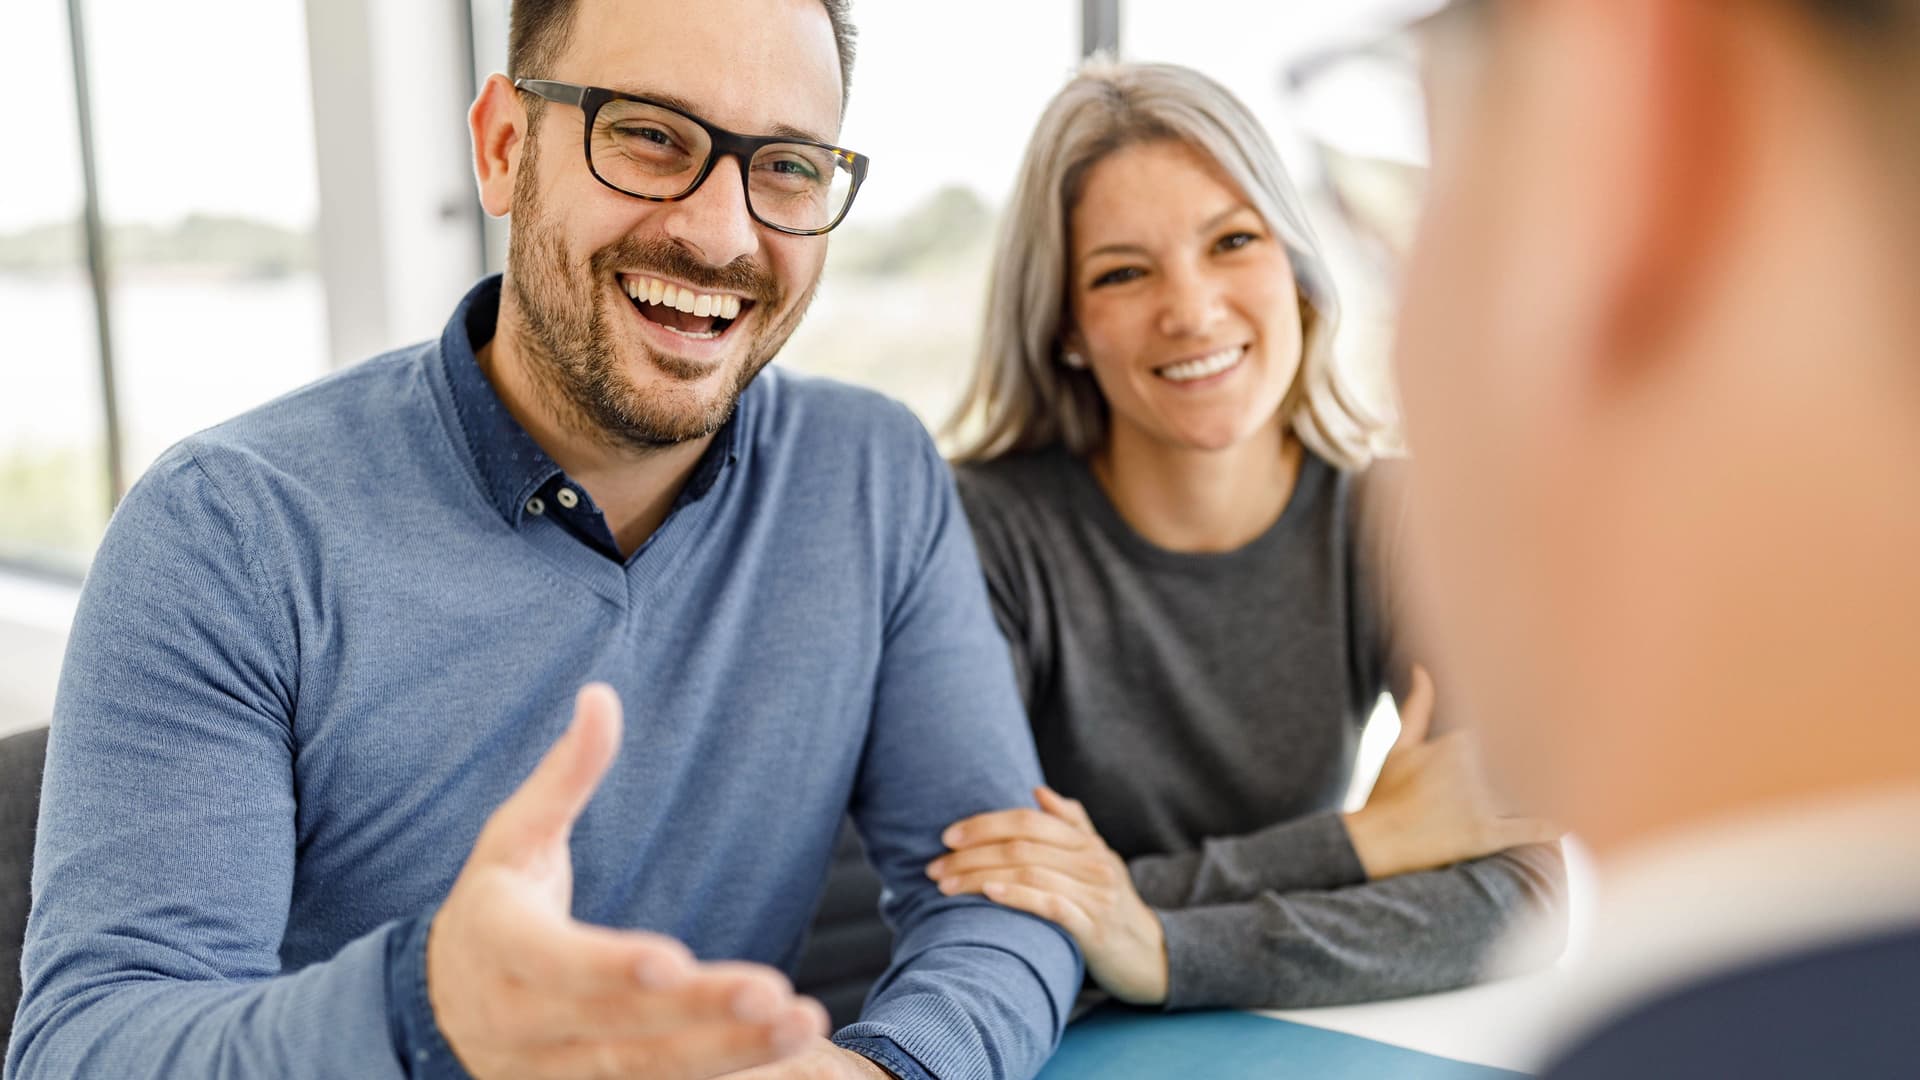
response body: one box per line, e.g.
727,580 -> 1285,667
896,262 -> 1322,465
658,155 -> 760,269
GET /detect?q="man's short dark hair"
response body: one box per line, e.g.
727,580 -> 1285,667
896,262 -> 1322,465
1794,0 -> 1919,173
507,0 -> 857,110
1797,0 -> 1917,96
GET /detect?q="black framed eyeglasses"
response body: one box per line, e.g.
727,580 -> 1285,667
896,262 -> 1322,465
513,78 -> 869,237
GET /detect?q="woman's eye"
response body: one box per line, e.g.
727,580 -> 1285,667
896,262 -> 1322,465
1091,267 -> 1142,288
1215,231 -> 1260,253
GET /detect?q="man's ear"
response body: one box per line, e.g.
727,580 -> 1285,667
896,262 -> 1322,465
470,73 -> 527,219
1573,0 -> 1744,376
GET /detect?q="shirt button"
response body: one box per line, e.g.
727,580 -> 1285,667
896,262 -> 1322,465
525,496 -> 546,517
556,487 -> 580,510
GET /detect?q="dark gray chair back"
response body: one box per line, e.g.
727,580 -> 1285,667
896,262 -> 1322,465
794,818 -> 894,1029
1,726 -> 49,1050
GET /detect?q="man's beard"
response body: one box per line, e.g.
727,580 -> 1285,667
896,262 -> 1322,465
504,151 -> 815,452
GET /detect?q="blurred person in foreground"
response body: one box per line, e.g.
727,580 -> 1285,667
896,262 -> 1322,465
1393,0 -> 1920,1075
925,59 -> 1566,1012
6,1 -> 1081,1078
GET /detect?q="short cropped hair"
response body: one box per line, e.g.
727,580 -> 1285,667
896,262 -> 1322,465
1796,0 -> 1918,108
507,0 -> 857,107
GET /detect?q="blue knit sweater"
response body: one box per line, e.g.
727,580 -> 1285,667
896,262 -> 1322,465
8,276 -> 1079,1080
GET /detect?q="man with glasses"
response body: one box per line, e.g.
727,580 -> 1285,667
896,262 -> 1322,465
8,2 -> 1078,1078
1383,0 -> 1920,1075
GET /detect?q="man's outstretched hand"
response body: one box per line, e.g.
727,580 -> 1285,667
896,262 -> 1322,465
427,683 -> 830,1080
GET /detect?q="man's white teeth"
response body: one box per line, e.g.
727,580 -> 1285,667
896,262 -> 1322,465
624,276 -> 743,320
1157,346 -> 1245,383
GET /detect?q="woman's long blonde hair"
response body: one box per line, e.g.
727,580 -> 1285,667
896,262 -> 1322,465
947,58 -> 1385,469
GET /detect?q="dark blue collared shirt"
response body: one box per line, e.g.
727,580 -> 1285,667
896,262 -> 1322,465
12,276 -> 1081,1080
439,286 -> 739,562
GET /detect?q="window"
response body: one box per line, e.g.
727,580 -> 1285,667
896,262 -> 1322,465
84,0 -> 329,483
1,2 -> 108,575
775,3 -> 1084,432
6,0 -> 1420,581
2,0 -> 333,577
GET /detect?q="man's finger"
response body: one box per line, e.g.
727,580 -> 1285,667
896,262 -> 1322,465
943,807 -> 1089,851
533,1000 -> 826,1080
514,956 -> 810,1042
492,916 -> 699,996
489,683 -> 624,852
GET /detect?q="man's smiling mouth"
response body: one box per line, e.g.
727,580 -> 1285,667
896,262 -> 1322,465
622,275 -> 753,341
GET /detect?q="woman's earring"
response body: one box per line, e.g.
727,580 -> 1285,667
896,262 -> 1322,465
1062,351 -> 1088,370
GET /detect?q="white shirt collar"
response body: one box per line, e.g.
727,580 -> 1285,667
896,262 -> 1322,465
1503,785 -> 1920,1068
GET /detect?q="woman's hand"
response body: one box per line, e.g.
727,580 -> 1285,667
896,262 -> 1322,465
928,787 -> 1170,1006
1343,666 -> 1563,880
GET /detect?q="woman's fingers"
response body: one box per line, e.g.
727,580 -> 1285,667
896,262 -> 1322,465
1392,664 -> 1437,752
1494,814 -> 1567,849
939,863 -> 1096,907
973,878 -> 1099,940
1036,786 -> 1098,834
943,806 -> 1091,851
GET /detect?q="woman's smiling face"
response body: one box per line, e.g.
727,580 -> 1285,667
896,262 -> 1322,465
1067,139 -> 1305,455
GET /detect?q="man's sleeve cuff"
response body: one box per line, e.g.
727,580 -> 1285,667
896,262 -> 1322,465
386,909 -> 473,1080
834,1034 -> 937,1080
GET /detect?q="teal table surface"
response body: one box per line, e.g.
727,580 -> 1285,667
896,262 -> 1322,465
1036,1007 -> 1532,1080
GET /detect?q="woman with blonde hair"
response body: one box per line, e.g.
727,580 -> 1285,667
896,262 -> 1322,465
928,59 -> 1566,1010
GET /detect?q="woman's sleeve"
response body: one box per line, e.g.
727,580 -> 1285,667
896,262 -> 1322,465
1128,459 -> 1414,910
1128,812 -> 1369,907
953,467 -> 1048,710
1151,843 -> 1568,1010
1142,461 -> 1568,1010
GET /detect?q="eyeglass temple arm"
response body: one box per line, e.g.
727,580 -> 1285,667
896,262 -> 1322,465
511,79 -> 587,107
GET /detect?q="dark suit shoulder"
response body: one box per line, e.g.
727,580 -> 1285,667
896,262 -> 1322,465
1540,925 -> 1920,1080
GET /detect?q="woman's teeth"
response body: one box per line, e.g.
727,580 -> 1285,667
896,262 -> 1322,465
624,276 -> 744,320
1157,346 -> 1245,383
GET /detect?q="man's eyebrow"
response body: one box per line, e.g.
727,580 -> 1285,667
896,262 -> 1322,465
767,122 -> 833,144
609,85 -> 834,145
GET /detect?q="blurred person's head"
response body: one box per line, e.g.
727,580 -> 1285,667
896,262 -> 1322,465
951,60 -> 1385,470
1394,0 -> 1920,854
467,0 -> 857,451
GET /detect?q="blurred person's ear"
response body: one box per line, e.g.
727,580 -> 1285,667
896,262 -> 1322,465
470,73 -> 530,219
1514,0 -> 1743,389
1579,0 -> 1742,375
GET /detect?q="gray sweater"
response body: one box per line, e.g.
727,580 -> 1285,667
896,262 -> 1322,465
953,447 -> 1566,1011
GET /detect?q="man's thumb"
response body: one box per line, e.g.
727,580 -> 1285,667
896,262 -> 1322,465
491,683 -> 624,851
